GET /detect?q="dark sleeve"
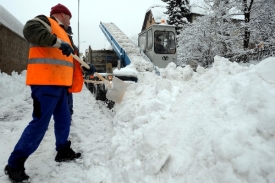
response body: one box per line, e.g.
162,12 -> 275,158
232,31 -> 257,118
23,15 -> 57,46
73,45 -> 79,56
68,35 -> 79,56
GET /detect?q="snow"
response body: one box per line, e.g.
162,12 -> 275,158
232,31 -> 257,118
0,5 -> 24,38
190,6 -> 207,15
231,15 -> 245,20
1,55 -> 275,183
189,0 -> 208,15
113,67 -> 138,77
102,22 -> 154,73
147,5 -> 168,24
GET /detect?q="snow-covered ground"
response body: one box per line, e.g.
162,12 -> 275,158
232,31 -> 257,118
0,56 -> 275,183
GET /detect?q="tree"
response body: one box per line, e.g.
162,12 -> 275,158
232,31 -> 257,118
177,0 -> 242,67
162,0 -> 190,35
232,0 -> 275,60
241,0 -> 254,50
177,0 -> 274,67
248,0 -> 275,55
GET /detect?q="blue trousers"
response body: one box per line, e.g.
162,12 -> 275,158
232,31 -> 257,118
68,93 -> 73,115
8,86 -> 71,168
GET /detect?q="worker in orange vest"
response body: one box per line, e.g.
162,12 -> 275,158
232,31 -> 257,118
4,4 -> 95,183
66,26 -> 80,120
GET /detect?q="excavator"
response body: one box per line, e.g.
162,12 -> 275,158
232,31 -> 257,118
83,19 -> 177,109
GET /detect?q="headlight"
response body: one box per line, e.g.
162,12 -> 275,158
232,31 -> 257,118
107,75 -> 113,81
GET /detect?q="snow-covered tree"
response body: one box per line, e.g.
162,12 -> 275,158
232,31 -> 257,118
162,0 -> 190,35
177,0 -> 242,67
130,34 -> 138,46
248,0 -> 275,55
177,0 -> 275,67
230,0 -> 275,61
236,0 -> 254,50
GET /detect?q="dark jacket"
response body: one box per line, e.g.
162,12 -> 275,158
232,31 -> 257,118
154,42 -> 165,53
23,15 -> 62,46
67,34 -> 79,56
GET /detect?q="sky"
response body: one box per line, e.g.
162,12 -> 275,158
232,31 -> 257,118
0,0 -> 168,53
0,55 -> 275,183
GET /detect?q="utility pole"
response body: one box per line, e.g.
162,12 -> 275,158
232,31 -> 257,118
78,0 -> 80,52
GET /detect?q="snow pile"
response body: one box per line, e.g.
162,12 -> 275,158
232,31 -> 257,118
0,56 -> 274,183
107,56 -> 275,183
0,71 -> 30,121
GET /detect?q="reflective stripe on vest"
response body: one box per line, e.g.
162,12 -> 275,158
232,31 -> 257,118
28,58 -> 74,68
26,17 -> 73,86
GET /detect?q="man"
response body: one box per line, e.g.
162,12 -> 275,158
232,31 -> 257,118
154,38 -> 166,53
166,33 -> 176,54
4,4 -> 95,183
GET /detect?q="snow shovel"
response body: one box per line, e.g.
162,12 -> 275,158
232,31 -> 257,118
94,72 -> 127,104
71,54 -> 127,104
71,54 -> 90,69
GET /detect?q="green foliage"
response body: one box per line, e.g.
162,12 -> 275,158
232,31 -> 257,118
162,0 -> 190,35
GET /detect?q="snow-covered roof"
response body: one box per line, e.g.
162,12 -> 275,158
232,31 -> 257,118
147,4 -> 207,19
144,2 -> 243,28
231,15 -> 244,20
229,7 -> 245,20
190,6 -> 207,15
0,5 -> 24,38
190,2 -> 245,20
189,0 -> 208,15
147,5 -> 168,23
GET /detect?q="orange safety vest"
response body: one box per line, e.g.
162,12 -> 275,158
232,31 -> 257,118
26,17 -> 73,86
68,51 -> 84,93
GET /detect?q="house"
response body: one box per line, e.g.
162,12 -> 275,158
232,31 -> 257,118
141,5 -> 205,32
0,5 -> 29,75
141,5 -> 168,31
141,4 -> 243,32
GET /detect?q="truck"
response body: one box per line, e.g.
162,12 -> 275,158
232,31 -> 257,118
83,21 -> 177,109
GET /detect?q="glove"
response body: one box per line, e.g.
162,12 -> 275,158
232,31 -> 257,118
82,64 -> 96,75
59,42 -> 74,57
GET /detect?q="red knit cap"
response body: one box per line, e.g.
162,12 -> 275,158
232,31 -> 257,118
50,3 -> 72,18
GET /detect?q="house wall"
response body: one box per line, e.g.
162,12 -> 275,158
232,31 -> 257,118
145,12 -> 157,30
142,12 -> 158,31
0,24 -> 29,75
186,13 -> 203,23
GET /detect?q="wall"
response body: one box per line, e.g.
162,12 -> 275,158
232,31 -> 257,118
0,24 -> 29,75
142,11 -> 157,31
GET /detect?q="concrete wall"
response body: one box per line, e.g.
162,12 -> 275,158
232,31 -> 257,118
0,24 -> 29,75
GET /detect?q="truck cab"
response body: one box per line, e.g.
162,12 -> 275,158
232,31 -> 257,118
138,24 -> 177,68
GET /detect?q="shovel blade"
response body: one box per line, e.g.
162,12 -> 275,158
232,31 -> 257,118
106,77 -> 127,104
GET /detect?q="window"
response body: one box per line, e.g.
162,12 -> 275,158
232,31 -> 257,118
147,29 -> 153,49
154,31 -> 176,54
138,33 -> 146,51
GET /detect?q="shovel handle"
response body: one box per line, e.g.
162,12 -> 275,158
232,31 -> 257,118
71,54 -> 90,69
84,80 -> 104,84
95,72 -> 112,88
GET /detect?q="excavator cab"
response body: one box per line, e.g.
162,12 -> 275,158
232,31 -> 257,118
138,24 -> 177,68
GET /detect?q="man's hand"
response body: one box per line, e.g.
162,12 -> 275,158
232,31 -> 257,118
59,42 -> 74,57
82,64 -> 97,75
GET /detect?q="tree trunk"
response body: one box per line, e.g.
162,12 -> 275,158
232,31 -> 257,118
243,0 -> 254,50
242,0 -> 254,62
